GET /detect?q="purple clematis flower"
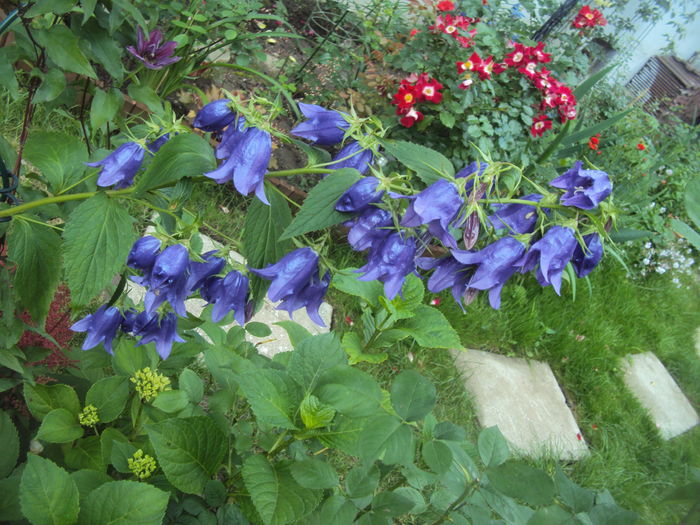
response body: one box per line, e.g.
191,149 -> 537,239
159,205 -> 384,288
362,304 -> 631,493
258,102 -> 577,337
207,270 -> 250,325
400,179 -> 463,249
327,141 -> 373,176
572,233 -> 603,278
250,248 -> 320,303
291,102 -> 349,145
216,115 -> 246,160
134,312 -> 185,359
144,244 -> 190,316
127,236 -> 162,276
187,251 -> 225,292
71,305 -> 123,354
126,27 -> 181,70
277,271 -> 331,326
489,194 -> 544,234
452,236 -> 526,309
205,126 -> 270,205
335,177 -> 383,214
147,133 -> 170,153
356,232 -> 417,299
549,161 -> 612,210
417,255 -> 473,310
346,207 -> 393,251
86,142 -> 145,189
516,226 -> 578,294
193,99 -> 236,132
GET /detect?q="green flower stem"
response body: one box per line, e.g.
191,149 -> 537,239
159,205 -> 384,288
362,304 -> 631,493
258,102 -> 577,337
266,167 -> 334,177
15,215 -> 63,231
479,198 -> 568,211
266,429 -> 290,457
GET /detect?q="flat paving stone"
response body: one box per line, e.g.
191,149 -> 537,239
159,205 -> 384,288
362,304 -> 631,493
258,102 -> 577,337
452,349 -> 588,461
621,352 -> 699,439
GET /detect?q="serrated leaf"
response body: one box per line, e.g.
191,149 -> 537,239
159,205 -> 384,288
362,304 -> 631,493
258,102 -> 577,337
331,268 -> 383,306
390,370 -> 436,422
275,321 -> 312,346
290,459 -> 339,489
179,368 -> 204,403
439,111 -> 456,128
235,366 -> 299,429
0,411 -> 19,478
34,69 -> 67,103
20,456 -> 79,525
477,426 -> 509,467
146,417 -> 227,494
37,408 -> 83,443
86,376 -> 129,423
344,464 -> 379,499
24,383 -> 80,420
63,193 -> 136,305
70,469 -> 112,502
288,332 -> 346,393
64,436 -> 104,471
280,168 -> 361,240
35,25 -> 96,78
395,304 -> 461,349
78,480 -> 169,525
7,217 -> 62,321
358,414 -> 414,465
133,133 -> 214,194
23,131 -> 87,192
315,365 -> 382,417
90,88 -> 123,130
422,440 -> 453,474
381,140 -> 454,185
77,20 -> 124,81
26,0 -> 75,16
300,395 -> 336,429
342,331 -> 387,365
152,389 -> 189,413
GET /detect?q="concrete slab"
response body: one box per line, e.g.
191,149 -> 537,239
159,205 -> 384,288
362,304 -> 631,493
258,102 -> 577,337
452,349 -> 588,461
621,352 -> 699,439
695,327 -> 700,360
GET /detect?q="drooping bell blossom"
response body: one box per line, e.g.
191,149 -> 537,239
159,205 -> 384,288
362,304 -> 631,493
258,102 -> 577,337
346,207 -> 393,251
135,312 -> 185,359
335,177 -> 383,214
250,248 -> 320,303
277,270 -> 331,326
456,161 -> 489,179
516,226 -> 578,294
205,126 -> 270,205
290,102 -> 349,145
549,161 -> 612,210
216,116 -> 246,160
400,179 -> 463,249
127,236 -> 162,275
356,232 -> 417,300
452,236 -> 526,309
86,142 -> 145,189
531,115 -> 552,137
489,194 -> 544,234
147,133 -> 170,153
126,27 -> 181,70
415,74 -> 443,103
436,0 -> 455,11
417,255 -> 472,310
572,233 -> 603,278
187,251 -> 225,292
208,270 -> 250,324
327,141 -> 373,175
399,107 -> 424,128
144,244 -> 190,316
193,99 -> 236,132
71,305 -> 123,354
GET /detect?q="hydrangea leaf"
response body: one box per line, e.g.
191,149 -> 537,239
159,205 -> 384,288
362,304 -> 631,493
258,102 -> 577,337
19,456 -> 79,525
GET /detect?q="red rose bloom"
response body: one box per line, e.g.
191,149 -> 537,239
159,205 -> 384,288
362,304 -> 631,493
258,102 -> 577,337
531,115 -> 552,137
436,0 -> 455,11
400,107 -> 424,128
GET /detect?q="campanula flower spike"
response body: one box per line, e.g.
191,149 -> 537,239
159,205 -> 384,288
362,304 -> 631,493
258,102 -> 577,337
291,102 -> 349,145
572,233 -> 603,278
346,207 -> 393,251
193,99 -> 236,132
489,193 -> 544,234
127,236 -> 162,275
71,305 -> 123,354
186,251 -> 226,293
216,116 -> 246,160
250,248 -> 320,302
144,244 -> 190,316
327,141 -> 373,175
209,270 -> 250,325
549,161 -> 612,210
516,225 -> 578,294
417,255 -> 472,310
126,27 -> 181,70
135,312 -> 185,359
335,177 -> 383,214
277,271 -> 331,327
86,142 -> 145,189
400,179 -> 463,249
356,232 -> 417,300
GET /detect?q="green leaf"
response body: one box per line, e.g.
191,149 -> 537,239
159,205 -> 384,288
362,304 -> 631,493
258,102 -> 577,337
371,491 -> 414,518
179,368 -> 204,403
315,365 -> 382,417
280,168 -> 361,240
0,411 -> 19,478
684,176 -> 700,230
242,455 -> 321,525
20,456 -> 79,525
37,408 -> 83,443
670,218 -> 700,251
342,331 -> 387,365
487,461 -> 555,507
0,475 -> 23,521
7,217 -> 61,321
275,321 -> 312,346
381,139 -> 454,184
315,495 -> 357,525
127,84 -> 163,115
246,321 -> 273,337
477,426 -> 509,467
78,480 -> 169,525
70,470 -> 112,502
243,185 -> 293,305
35,25 -> 96,78
146,417 -> 227,494
560,109 -> 633,147
90,88 -> 123,130
24,383 -> 80,420
152,390 -> 189,413
86,376 -> 129,423
345,464 -> 379,498
288,332 -> 346,393
235,366 -> 299,429
331,268 -> 383,306
77,21 -> 124,81
34,69 -> 67,103
112,337 -> 158,376
439,111 -> 456,129
360,414 -> 415,466
588,504 -> 638,525
395,305 -> 461,349
26,0 -> 75,16
64,436 -> 104,471
100,427 -> 129,467
573,65 -> 615,99
526,505 -> 576,525
290,459 -> 339,489
204,480 -> 228,507
423,440 -> 454,475
390,370 -> 436,422
300,395 -> 336,429
23,131 -> 87,192
134,133 -> 215,194
554,466 -> 594,513
608,228 -> 653,242
63,193 -> 136,305
80,0 -> 98,22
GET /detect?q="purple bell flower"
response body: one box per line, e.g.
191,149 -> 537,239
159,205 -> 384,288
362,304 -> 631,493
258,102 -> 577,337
335,177 -> 383,213
250,248 -> 320,302
489,194 -> 544,234
126,27 -> 182,70
356,233 -> 417,299
187,251 -> 225,292
147,133 -> 170,153
144,244 -> 190,316
193,99 -> 236,132
291,102 -> 349,145
549,161 -> 612,210
204,126 -> 270,205
208,270 -> 250,325
516,226 -> 578,294
456,161 -> 488,179
400,179 -> 463,249
452,236 -> 526,309
135,312 -> 185,359
327,141 -> 373,176
86,142 -> 145,189
216,116 -> 246,160
347,207 -> 393,251
572,233 -> 603,278
127,236 -> 162,275
277,271 -> 331,327
417,255 -> 472,310
71,305 -> 123,354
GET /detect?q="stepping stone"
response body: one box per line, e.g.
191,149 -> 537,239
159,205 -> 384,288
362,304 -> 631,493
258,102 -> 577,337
452,349 -> 588,461
621,352 -> 699,439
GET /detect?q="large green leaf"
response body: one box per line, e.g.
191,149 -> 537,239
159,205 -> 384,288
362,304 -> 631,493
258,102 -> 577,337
63,192 -> 136,305
395,305 -> 461,349
24,383 -> 80,420
19,455 -> 80,525
7,216 -> 62,321
559,109 -> 633,148
486,461 -> 555,507
146,417 -> 227,494
331,267 -> 383,306
0,411 -> 19,478
477,426 -> 509,468
37,408 -> 83,443
235,366 -> 299,429
288,333 -> 346,394
85,376 -> 129,423
77,20 -> 124,81
78,480 -> 169,525
314,365 -> 382,417
422,440 -> 453,474
671,218 -> 700,251
685,176 -> 700,230
359,414 -> 415,465
290,459 -> 339,490
33,69 -> 67,103
35,25 -> 96,78
380,140 -> 454,184
127,84 -> 164,116
390,370 -> 436,422
280,168 -> 361,239
23,131 -> 88,192
243,184 -> 292,306
133,133 -> 214,194
90,88 -> 123,130
573,65 -> 615,100
26,0 -> 75,16
554,466 -> 594,513
242,455 -> 321,525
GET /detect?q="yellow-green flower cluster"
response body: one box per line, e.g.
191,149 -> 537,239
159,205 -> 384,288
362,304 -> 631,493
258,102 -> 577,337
131,367 -> 171,402
78,404 -> 100,426
128,449 -> 157,480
